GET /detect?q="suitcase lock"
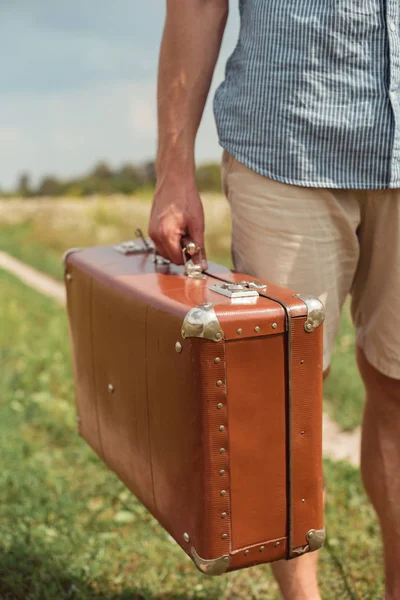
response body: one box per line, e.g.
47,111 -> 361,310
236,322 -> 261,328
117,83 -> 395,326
210,281 -> 267,300
113,229 -> 155,255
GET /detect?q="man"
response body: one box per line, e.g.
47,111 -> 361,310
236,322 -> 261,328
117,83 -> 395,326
149,1 -> 400,598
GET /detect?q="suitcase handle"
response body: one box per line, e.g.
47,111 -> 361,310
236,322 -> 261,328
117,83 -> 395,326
118,228 -> 205,280
150,235 -> 206,279
180,236 -> 206,280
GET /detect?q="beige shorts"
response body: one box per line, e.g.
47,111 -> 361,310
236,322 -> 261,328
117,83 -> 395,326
221,150 -> 400,379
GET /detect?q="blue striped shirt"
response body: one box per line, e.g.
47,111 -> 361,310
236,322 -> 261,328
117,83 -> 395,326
213,0 -> 400,189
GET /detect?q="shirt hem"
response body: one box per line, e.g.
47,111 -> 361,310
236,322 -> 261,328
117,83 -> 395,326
219,143 -> 400,191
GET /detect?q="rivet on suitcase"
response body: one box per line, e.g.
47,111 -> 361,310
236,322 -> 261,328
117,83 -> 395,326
64,233 -> 325,576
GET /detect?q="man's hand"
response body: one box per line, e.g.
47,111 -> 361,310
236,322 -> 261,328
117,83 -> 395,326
149,179 -> 206,267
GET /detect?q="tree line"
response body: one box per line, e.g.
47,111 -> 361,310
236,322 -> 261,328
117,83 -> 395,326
3,160 -> 222,198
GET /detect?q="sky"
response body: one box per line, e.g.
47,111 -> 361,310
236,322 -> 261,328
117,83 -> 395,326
0,2 -> 239,190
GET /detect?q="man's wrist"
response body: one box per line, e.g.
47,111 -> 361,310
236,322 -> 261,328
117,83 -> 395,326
155,154 -> 196,185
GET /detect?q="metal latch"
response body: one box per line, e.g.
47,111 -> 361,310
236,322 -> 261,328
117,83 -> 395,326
183,242 -> 206,280
210,280 -> 267,300
113,228 -> 155,255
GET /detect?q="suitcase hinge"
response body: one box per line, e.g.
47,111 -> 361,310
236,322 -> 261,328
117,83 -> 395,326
190,547 -> 231,576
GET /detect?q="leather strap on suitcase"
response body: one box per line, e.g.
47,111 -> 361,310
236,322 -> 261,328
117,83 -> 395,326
205,270 -> 296,559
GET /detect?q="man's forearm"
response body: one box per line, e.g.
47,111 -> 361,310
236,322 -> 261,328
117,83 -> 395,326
156,0 -> 228,183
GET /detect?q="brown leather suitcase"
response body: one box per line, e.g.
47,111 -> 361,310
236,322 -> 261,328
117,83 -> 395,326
64,233 -> 325,576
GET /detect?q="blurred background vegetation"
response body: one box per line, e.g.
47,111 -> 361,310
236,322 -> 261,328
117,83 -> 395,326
1,161 -> 222,199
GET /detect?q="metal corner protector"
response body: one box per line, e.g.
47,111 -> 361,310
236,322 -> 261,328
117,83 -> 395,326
291,528 -> 326,558
181,302 -> 224,342
191,547 -> 231,576
293,294 -> 326,332
306,528 -> 326,552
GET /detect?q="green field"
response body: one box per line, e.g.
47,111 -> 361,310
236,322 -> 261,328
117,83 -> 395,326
0,269 -> 384,599
0,197 -> 364,431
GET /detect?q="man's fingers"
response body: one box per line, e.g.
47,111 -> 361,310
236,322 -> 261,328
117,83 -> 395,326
150,230 -> 183,265
152,241 -> 169,263
148,196 -> 206,267
152,233 -> 207,269
163,235 -> 184,265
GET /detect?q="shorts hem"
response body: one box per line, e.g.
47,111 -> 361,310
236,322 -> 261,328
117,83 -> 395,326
323,355 -> 332,375
357,341 -> 400,380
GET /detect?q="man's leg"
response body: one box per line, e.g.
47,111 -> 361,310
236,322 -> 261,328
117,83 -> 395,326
349,190 -> 400,599
271,364 -> 328,600
357,347 -> 400,600
271,546 -> 321,600
272,368 -> 330,599
221,152 -> 362,599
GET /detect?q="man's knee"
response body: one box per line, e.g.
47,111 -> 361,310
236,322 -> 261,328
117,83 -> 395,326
356,346 -> 400,404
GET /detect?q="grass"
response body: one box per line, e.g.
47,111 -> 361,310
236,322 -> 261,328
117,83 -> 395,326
324,304 -> 365,431
0,196 -> 232,280
0,269 -> 384,599
0,196 -> 364,431
0,221 -> 64,281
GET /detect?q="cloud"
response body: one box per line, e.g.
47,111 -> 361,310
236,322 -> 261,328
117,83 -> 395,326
0,127 -> 23,145
2,1 -> 164,44
0,78 -> 225,189
0,81 -> 152,186
0,19 -> 158,94
0,2 -> 239,189
131,99 -> 157,137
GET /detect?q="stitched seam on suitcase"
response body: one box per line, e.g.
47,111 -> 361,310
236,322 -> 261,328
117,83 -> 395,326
205,271 -> 294,557
193,339 -> 231,558
224,348 -> 233,554
90,275 -> 105,460
144,303 -> 157,511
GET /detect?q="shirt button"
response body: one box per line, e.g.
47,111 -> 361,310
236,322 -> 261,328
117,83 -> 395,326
390,22 -> 396,32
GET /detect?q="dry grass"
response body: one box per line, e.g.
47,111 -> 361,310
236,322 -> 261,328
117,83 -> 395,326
0,195 -> 232,264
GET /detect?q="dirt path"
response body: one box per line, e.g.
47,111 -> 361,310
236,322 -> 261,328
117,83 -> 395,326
0,251 -> 66,304
323,414 -> 360,466
0,251 -> 360,466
